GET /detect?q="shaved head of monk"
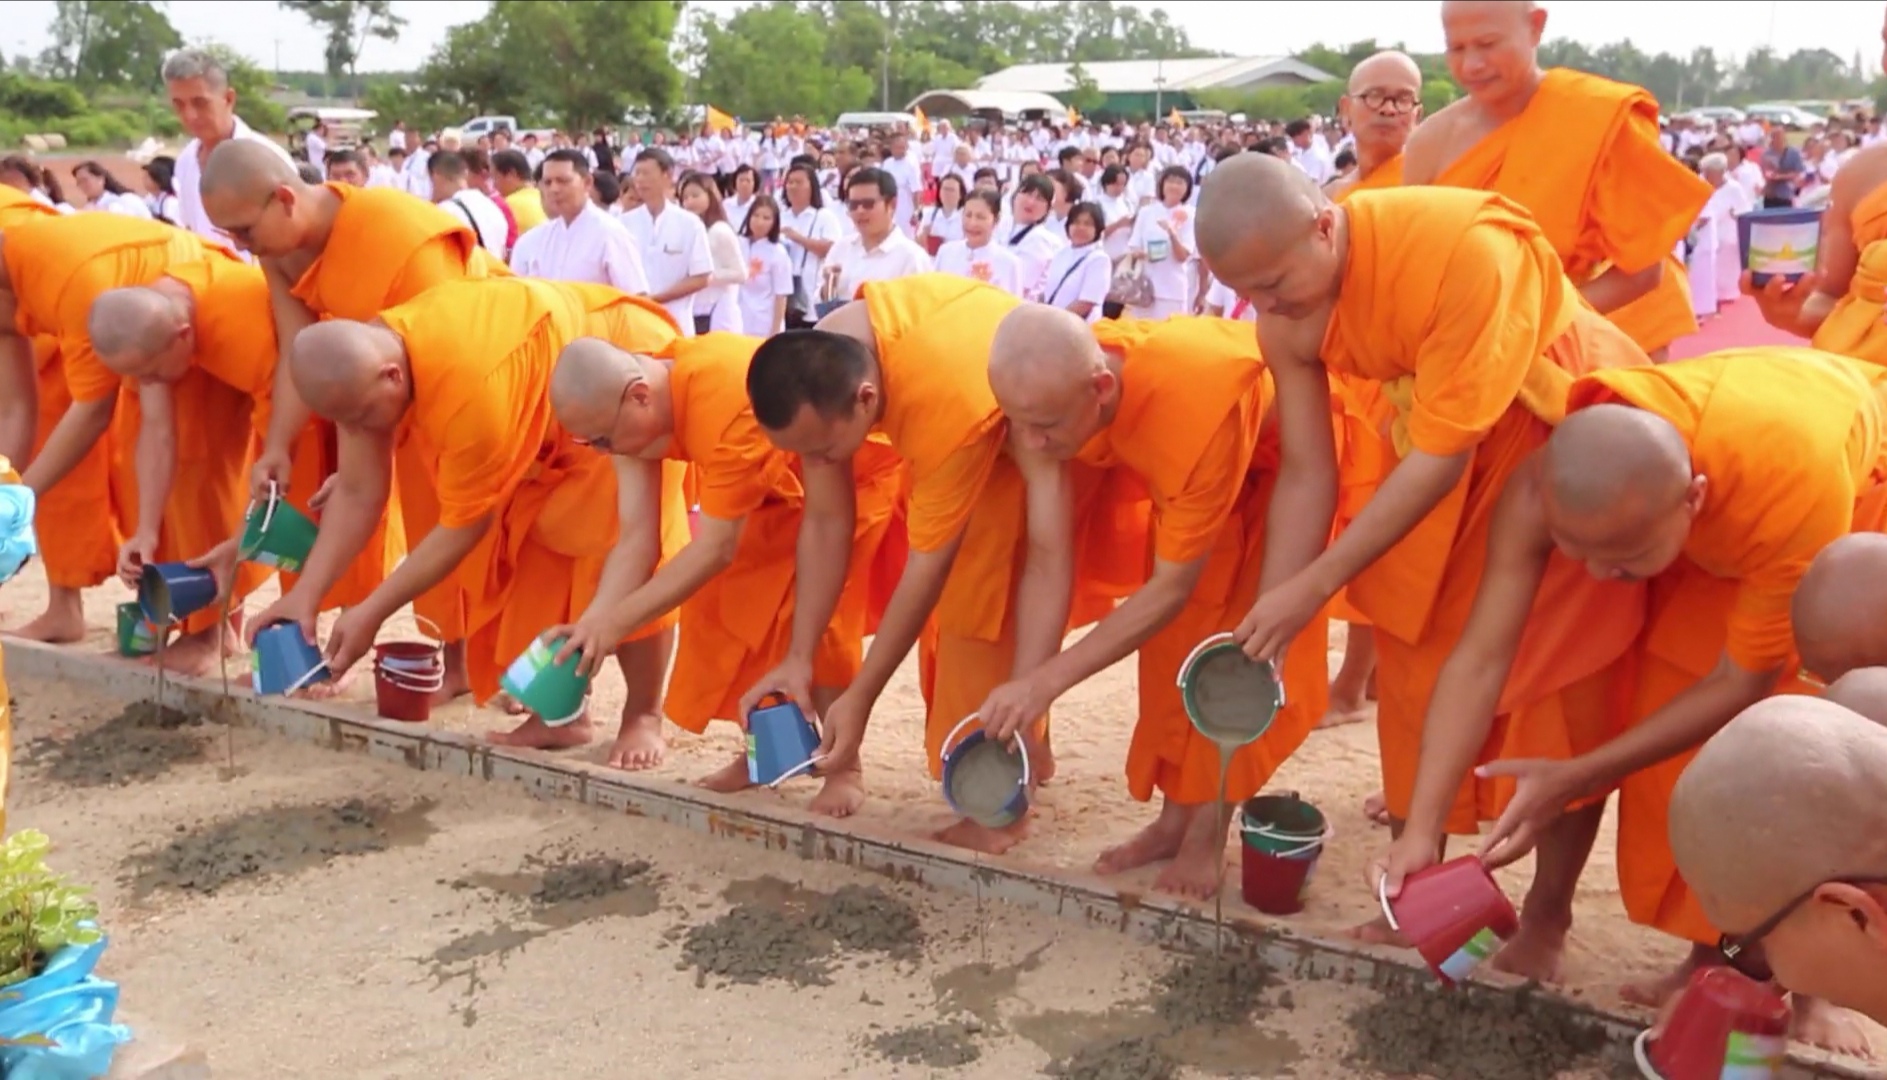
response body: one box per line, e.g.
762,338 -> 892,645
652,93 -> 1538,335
1825,667 -> 1887,727
1195,154 -> 1343,320
199,139 -> 310,258
1341,51 -> 1425,153
1441,1 -> 1547,110
1793,534 -> 1887,683
987,304 -> 1115,459
1669,696 -> 1887,1023
88,285 -> 197,383
551,337 -> 670,457
1537,404 -> 1702,582
744,329 -> 879,465
288,319 -> 412,433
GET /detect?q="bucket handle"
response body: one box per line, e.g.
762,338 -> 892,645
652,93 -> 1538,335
939,713 -> 1031,790
376,612 -> 445,648
284,660 -> 331,696
379,668 -> 445,692
766,753 -> 826,790
1252,837 -> 1326,860
1630,1030 -> 1661,1080
1174,631 -> 1236,689
1376,872 -> 1402,934
239,480 -> 282,554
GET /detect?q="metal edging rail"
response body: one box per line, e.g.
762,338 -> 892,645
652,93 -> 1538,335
4,639 -> 1869,1080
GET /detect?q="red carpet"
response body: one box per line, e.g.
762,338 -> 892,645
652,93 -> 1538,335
1668,296 -> 1809,359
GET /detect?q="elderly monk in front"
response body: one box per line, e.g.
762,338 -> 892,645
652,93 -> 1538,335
544,334 -> 901,790
1670,696 -> 1887,1032
1406,1 -> 1711,360
738,274 -> 1140,837
1196,154 -> 1650,972
198,139 -> 511,701
1371,348 -> 1886,1048
1,214 -> 260,672
977,308 -> 1327,896
249,277 -> 685,735
0,187 -> 120,644
1793,534 -> 1887,684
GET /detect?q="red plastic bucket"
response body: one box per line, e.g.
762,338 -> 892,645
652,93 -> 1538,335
1634,967 -> 1789,1079
1237,794 -> 1329,916
1380,856 -> 1519,987
374,641 -> 442,723
1240,841 -> 1321,916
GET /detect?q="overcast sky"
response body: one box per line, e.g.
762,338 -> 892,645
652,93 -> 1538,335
7,0 -> 1882,74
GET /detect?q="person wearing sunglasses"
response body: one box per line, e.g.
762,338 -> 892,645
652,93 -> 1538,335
1670,694 -> 1887,1031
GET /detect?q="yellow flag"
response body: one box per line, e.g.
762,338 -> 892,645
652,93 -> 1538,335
1168,108 -> 1186,128
705,105 -> 738,134
1067,105 -> 1081,126
913,104 -> 932,134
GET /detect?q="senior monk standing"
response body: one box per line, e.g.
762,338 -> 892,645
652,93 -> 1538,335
1327,50 -> 1422,199
1,213 -> 257,672
544,334 -> 901,793
978,308 -> 1330,897
199,139 -> 511,700
1793,534 -> 1887,684
1195,155 -> 1650,970
249,277 -> 686,735
1405,1 -> 1710,359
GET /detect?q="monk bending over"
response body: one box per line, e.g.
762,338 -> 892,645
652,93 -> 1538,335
1793,534 -> 1887,683
1,214 -> 256,671
1196,154 -> 1649,979
1670,696 -> 1887,1031
1406,1 -> 1710,360
547,335 -> 899,790
981,308 -> 1330,898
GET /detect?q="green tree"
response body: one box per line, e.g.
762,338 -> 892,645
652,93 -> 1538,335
44,0 -> 181,89
692,3 -> 872,121
278,0 -> 406,83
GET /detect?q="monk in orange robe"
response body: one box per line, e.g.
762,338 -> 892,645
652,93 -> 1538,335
1405,1 -> 1711,360
976,308 -> 1324,897
1396,349 -> 1886,1049
1197,155 -> 1650,979
1792,533 -> 1887,684
1326,49 -> 1420,200
198,139 -> 509,699
544,333 -> 900,791
250,277 -> 684,732
1,214 -> 259,670
739,274 -> 1140,832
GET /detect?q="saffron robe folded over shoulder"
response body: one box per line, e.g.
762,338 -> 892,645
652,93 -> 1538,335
1429,69 -> 1712,355
1565,347 -> 1887,944
1812,183 -> 1887,367
376,278 -> 679,703
5,215 -> 254,636
660,333 -> 903,733
1327,187 -> 1651,834
1083,316 -> 1322,805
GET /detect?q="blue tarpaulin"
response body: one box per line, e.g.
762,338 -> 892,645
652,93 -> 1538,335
0,936 -> 130,1080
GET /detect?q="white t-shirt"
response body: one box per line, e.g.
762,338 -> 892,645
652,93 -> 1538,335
934,239 -> 1023,297
1129,203 -> 1197,304
623,202 -> 713,334
439,189 -> 510,261
508,202 -> 648,292
1041,244 -> 1112,322
739,236 -> 794,337
826,228 -> 932,303
780,203 -> 844,299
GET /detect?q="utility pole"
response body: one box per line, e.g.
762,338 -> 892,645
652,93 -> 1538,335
879,2 -> 894,110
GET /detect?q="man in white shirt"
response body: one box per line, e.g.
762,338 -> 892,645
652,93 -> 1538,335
621,147 -> 712,334
1284,118 -> 1332,184
510,148 -> 648,292
426,150 -> 510,261
880,133 -> 925,237
162,47 -> 295,248
324,149 -> 367,187
824,167 -> 931,302
304,122 -> 329,178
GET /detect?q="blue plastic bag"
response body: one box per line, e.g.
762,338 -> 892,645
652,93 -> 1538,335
0,483 -> 39,585
0,936 -> 131,1080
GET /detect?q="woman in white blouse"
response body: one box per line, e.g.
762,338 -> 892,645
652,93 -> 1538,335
724,165 -> 759,233
1125,165 -> 1197,319
917,173 -> 966,256
1001,173 -> 1066,300
72,161 -> 152,218
1041,203 -> 1114,323
778,162 -> 843,329
738,194 -> 794,337
142,156 -> 181,224
935,190 -> 1022,296
678,171 -> 749,336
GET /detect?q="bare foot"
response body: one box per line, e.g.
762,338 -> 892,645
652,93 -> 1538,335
487,713 -> 595,750
1095,801 -> 1192,876
694,753 -> 755,794
808,768 -> 866,817
1490,917 -> 1570,983
1152,812 -> 1230,901
1621,944 -> 1716,1009
428,666 -> 472,706
1343,915 -> 1413,947
7,600 -> 86,644
934,815 -> 1028,855
1792,995 -> 1880,1060
1318,696 -> 1372,728
605,712 -> 666,770
1033,725 -> 1057,784
1362,791 -> 1391,826
147,628 -> 224,677
491,693 -> 528,716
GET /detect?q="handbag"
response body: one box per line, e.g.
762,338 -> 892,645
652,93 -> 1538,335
1107,254 -> 1154,308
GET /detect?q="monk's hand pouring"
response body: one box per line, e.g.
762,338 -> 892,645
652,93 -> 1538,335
814,693 -> 868,773
1368,833 -> 1442,902
737,657 -> 816,724
185,538 -> 242,603
246,594 -> 317,650
1235,572 -> 1329,662
979,677 -> 1050,746
322,606 -> 383,679
249,449 -> 292,505
546,618 -> 615,679
116,531 -> 158,590
1474,757 -> 1580,869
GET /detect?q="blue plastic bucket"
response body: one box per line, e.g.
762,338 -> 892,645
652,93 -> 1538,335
939,715 -> 1031,828
251,621 -> 330,696
745,694 -> 823,787
137,562 -> 217,625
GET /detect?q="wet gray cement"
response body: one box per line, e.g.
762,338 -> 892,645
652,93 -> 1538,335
123,798 -> 438,895
31,698 -> 209,788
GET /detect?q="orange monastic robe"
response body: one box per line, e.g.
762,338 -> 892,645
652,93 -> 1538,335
376,278 -> 681,702
5,215 -> 255,636
1330,188 -> 1650,834
1428,69 -> 1711,355
286,185 -> 510,623
1811,183 -> 1887,366
660,334 -> 903,732
1565,348 -> 1887,944
1084,317 -> 1323,805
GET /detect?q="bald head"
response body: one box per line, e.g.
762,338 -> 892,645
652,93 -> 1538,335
288,320 -> 404,425
1348,49 -> 1422,92
87,286 -> 183,376
988,303 -> 1102,403
200,138 -> 300,203
551,337 -> 638,433
1195,153 -> 1327,265
1441,0 -> 1539,24
1540,404 -> 1692,522
1793,534 -> 1887,681
1671,696 -> 1887,920
1826,668 -> 1887,727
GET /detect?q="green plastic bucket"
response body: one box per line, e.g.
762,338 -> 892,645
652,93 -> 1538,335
1239,793 -> 1328,857
498,636 -> 590,725
239,485 -> 318,572
115,601 -> 159,657
1177,632 -> 1283,747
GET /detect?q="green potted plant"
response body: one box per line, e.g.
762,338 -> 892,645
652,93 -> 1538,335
0,830 -> 101,990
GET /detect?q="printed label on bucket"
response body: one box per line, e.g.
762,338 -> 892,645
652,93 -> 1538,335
744,732 -> 760,785
1720,1031 -> 1786,1078
1436,927 -> 1500,983
502,640 -> 553,690
247,549 -> 302,573
1747,221 -> 1817,277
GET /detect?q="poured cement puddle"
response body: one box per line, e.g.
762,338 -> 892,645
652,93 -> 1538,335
34,699 -> 210,787
123,797 -> 437,895
867,1018 -> 985,1068
681,875 -> 926,988
1045,1034 -> 1179,1080
1347,982 -> 1619,1079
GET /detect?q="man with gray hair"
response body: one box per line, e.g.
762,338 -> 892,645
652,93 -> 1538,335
1696,150 -> 1752,307
162,47 -> 293,246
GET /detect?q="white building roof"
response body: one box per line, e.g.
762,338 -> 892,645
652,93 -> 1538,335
905,89 -> 1072,117
976,56 -> 1334,95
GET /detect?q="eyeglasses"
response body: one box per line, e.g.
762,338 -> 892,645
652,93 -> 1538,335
220,189 -> 279,246
846,197 -> 881,212
1356,90 -> 1420,114
1717,876 -> 1887,981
